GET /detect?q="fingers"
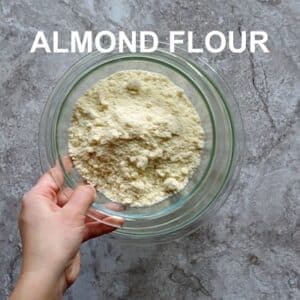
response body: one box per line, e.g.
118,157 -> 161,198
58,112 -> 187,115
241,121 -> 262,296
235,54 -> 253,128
63,185 -> 96,215
85,202 -> 124,223
85,207 -> 107,221
33,167 -> 62,198
57,187 -> 74,207
64,252 -> 81,288
82,216 -> 124,242
58,155 -> 73,173
33,156 -> 73,199
102,216 -> 124,228
105,202 -> 125,212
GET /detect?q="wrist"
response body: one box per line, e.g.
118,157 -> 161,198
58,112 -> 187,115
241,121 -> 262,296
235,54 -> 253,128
21,254 -> 66,279
11,269 -> 63,300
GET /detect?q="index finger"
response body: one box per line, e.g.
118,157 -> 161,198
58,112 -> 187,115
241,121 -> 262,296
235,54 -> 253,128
33,156 -> 73,197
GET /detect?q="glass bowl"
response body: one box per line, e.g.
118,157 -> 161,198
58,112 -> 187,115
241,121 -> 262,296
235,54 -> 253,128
39,43 -> 244,244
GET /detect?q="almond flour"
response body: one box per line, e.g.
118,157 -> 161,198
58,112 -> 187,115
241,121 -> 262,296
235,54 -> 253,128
68,70 -> 204,207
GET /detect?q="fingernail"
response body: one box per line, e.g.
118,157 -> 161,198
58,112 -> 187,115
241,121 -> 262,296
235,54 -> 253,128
86,184 -> 95,189
87,185 -> 96,195
112,216 -> 123,221
81,184 -> 96,196
106,202 -> 125,211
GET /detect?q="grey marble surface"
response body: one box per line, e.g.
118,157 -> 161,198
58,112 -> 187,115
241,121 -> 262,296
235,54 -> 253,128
0,0 -> 299,299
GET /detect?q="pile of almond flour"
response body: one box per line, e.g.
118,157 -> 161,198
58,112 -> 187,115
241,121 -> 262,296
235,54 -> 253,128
68,70 -> 204,207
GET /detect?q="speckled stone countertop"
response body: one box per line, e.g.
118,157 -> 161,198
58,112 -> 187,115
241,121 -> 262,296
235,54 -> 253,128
0,1 -> 299,299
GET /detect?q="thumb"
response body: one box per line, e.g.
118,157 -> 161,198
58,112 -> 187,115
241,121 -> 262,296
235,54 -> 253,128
63,185 -> 96,215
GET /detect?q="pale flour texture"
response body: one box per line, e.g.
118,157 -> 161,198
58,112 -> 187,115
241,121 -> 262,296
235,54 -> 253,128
68,70 -> 204,207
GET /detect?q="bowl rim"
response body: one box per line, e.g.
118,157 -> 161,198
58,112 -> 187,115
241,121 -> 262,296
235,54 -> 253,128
55,53 -> 217,221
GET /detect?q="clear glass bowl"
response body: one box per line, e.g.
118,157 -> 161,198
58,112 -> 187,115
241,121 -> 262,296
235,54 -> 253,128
39,43 -> 244,244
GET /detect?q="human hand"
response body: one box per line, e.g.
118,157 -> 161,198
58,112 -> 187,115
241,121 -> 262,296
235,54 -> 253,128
11,159 -> 123,300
